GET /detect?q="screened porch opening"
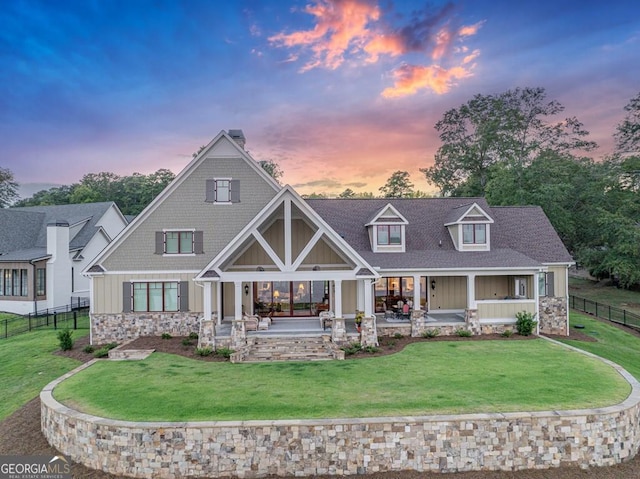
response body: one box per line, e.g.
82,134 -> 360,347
253,281 -> 330,317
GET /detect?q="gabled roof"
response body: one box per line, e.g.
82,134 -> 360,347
365,203 -> 408,226
444,202 -> 493,226
196,185 -> 376,280
306,198 -> 572,270
86,130 -> 281,273
0,202 -> 120,262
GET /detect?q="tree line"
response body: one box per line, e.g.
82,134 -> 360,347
1,87 -> 638,286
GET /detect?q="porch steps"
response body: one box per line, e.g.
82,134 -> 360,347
233,335 -> 345,362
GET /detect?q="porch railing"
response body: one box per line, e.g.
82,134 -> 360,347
570,295 -> 640,331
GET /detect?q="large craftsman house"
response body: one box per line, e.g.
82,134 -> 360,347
0,202 -> 127,315
86,130 -> 572,359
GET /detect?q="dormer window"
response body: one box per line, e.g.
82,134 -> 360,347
462,224 -> 486,244
377,225 -> 402,245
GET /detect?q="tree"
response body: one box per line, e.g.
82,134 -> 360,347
0,167 -> 18,207
615,91 -> 640,154
338,188 -> 355,198
258,159 -> 284,184
422,87 -> 597,196
379,171 -> 414,198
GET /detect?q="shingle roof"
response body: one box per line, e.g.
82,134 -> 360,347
0,202 -> 116,262
306,198 -> 572,271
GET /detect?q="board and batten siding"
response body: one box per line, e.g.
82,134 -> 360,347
475,275 -> 511,300
477,300 -> 536,320
101,151 -> 278,273
92,273 -> 204,314
429,276 -> 467,310
546,265 -> 568,297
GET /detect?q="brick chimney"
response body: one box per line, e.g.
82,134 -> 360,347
228,129 -> 246,150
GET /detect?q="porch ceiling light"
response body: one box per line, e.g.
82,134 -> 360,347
312,265 -> 320,271
256,266 -> 264,271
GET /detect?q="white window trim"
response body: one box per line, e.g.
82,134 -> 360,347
162,229 -> 196,255
213,178 -> 232,204
372,223 -> 406,253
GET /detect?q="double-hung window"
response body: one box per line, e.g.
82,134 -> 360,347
36,268 -> 46,296
205,179 -> 240,204
462,224 -> 486,244
377,225 -> 402,245
538,272 -> 555,297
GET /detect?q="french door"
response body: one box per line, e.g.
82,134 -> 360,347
254,281 -> 329,316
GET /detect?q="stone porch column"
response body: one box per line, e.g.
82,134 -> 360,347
360,316 -> 378,347
331,317 -> 347,343
411,308 -> 426,337
230,319 -> 246,349
198,317 -> 216,349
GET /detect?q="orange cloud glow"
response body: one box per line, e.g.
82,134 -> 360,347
363,34 -> 405,62
381,64 -> 473,98
269,0 -> 380,71
459,21 -> 484,37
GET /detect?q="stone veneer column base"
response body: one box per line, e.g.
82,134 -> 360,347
91,312 -> 201,344
41,340 -> 640,479
539,296 -> 569,336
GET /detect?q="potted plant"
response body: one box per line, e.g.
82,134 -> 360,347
355,311 -> 364,332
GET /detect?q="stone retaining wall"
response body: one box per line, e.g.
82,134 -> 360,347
41,341 -> 640,479
91,312 -> 201,344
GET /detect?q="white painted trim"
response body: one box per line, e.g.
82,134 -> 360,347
444,202 -> 495,226
97,270 -> 201,275
291,229 -> 324,270
284,198 -> 292,268
162,228 -> 196,232
162,254 -> 196,258
365,203 -> 409,226
129,278 -> 182,283
252,232 -> 286,271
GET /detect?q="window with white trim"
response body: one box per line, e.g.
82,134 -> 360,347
133,282 -> 179,312
538,272 -> 555,297
165,231 -> 193,254
214,180 -> 230,202
462,224 -> 486,244
205,179 -> 240,204
377,225 -> 402,245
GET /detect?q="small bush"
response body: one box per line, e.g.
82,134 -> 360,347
57,329 -> 74,351
456,329 -> 472,337
182,338 -> 193,346
104,342 -> 119,350
501,329 -> 513,338
83,345 -> 95,354
363,345 -> 379,354
422,328 -> 441,339
195,347 -> 213,357
341,342 -> 363,356
215,347 -> 235,359
188,332 -> 199,340
161,333 -> 172,339
93,347 -> 110,358
515,311 -> 538,336
393,332 -> 404,339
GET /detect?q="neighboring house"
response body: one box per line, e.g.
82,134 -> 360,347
86,130 -> 572,349
0,202 -> 128,315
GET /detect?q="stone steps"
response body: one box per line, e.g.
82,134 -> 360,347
235,335 -> 345,362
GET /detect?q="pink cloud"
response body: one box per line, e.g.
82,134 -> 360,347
269,0 -> 380,71
381,64 -> 473,98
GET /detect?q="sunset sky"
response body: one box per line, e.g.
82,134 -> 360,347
1,0 -> 639,197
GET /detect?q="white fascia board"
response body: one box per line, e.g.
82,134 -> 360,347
86,130 -> 280,271
444,203 -> 495,226
98,269 -> 201,275
375,266 -> 545,275
364,203 -> 408,226
214,269 -> 362,282
542,262 -> 575,267
195,185 -> 375,280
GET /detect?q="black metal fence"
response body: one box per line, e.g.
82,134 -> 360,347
570,295 -> 640,330
1,300 -> 90,340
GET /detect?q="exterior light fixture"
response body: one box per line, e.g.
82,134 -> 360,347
244,284 -> 249,296
431,279 -> 436,290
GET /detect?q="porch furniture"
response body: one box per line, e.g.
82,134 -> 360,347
244,315 -> 259,331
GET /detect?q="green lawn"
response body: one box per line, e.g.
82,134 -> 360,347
54,339 -> 630,422
569,277 -> 640,315
0,311 -> 89,339
0,330 -> 87,420
558,311 -> 640,381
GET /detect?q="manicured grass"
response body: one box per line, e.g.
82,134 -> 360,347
569,277 -> 640,315
558,311 -> 640,381
0,330 -> 87,420
0,310 -> 89,339
54,340 -> 630,422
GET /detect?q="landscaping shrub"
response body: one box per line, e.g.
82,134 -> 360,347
181,338 -> 193,346
515,311 -> 538,336
501,329 -> 513,338
422,328 -> 441,338
57,329 -> 74,351
195,347 -> 213,357
188,332 -> 199,340
393,332 -> 404,339
341,342 -> 362,356
215,347 -> 234,359
83,345 -> 95,354
161,333 -> 172,339
456,329 -> 472,337
104,342 -> 119,350
93,347 -> 110,358
363,345 -> 379,354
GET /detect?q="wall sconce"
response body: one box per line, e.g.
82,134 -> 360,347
431,279 -> 436,290
244,284 -> 249,296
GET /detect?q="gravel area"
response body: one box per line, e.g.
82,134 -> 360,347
2,321 -> 638,479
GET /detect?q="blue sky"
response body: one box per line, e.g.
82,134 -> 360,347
1,0 -> 638,196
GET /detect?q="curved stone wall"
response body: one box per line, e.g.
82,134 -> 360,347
41,341 -> 640,478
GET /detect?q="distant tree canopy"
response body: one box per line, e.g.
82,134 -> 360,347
15,169 -> 176,216
379,171 -> 415,198
0,167 -> 19,208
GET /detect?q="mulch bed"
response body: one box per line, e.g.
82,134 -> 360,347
4,318 -> 640,478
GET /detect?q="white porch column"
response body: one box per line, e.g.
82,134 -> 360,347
334,279 -> 343,318
413,274 -> 421,310
534,272 -> 540,335
467,273 -> 476,309
363,279 -> 373,317
234,281 -> 243,320
203,282 -> 212,321
356,280 -> 364,312
216,282 -> 222,325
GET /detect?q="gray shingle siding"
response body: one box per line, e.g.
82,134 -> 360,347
101,157 -> 278,271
